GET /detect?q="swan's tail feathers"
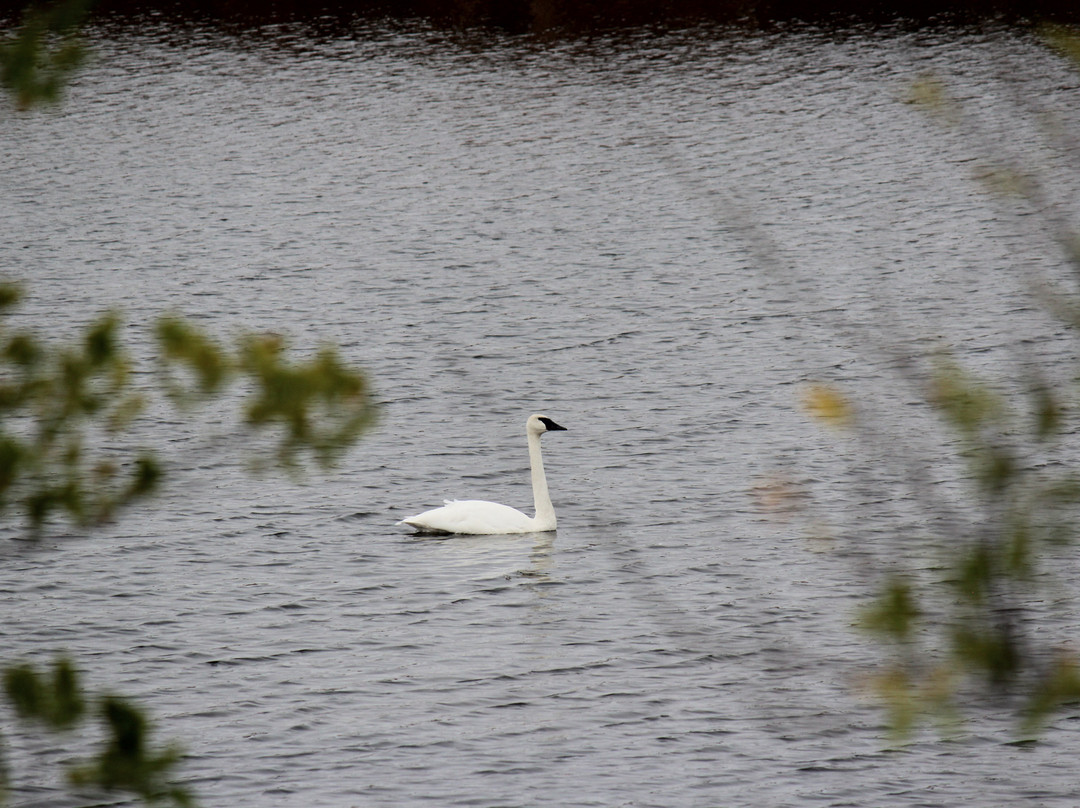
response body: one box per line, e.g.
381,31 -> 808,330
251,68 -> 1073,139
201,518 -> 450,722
397,506 -> 453,534
397,515 -> 452,535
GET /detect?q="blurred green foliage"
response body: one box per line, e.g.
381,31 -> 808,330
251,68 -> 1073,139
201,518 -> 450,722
238,333 -> 375,471
4,659 -> 191,806
3,658 -> 84,730
0,0 -> 89,110
829,27 -> 1080,739
852,350 -> 1080,735
0,286 -> 160,532
0,281 -> 374,534
810,346 -> 1080,738
2,13 -> 375,804
0,281 -> 374,803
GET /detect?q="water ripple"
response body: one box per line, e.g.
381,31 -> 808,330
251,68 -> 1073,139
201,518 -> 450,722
3,18 -> 1080,808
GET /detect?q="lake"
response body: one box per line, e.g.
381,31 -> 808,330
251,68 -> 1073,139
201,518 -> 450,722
3,16 -> 1080,807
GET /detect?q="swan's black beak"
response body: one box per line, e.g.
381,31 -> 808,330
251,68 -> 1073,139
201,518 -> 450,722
539,417 -> 567,432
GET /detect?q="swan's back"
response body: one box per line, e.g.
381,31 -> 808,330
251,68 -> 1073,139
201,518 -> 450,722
399,500 -> 537,535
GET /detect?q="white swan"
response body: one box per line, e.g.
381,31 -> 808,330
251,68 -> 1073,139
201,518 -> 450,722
398,413 -> 567,535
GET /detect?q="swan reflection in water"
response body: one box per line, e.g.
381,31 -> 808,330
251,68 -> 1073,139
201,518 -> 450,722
398,414 -> 567,535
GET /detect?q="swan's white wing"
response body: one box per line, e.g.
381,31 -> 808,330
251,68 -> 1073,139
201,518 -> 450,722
398,499 -> 536,535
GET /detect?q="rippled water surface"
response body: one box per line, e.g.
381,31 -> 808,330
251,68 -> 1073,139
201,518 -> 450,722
4,18 -> 1080,807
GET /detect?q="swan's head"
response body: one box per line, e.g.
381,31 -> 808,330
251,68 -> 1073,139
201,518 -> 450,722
528,413 -> 567,434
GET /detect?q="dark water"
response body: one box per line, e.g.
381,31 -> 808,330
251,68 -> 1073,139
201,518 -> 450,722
3,18 -> 1080,807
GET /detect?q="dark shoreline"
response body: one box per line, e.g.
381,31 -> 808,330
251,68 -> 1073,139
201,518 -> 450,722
1,0 -> 1075,33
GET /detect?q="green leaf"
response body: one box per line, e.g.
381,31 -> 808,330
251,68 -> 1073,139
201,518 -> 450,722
68,696 -> 192,807
84,313 -> 119,367
238,336 -> 375,469
1030,379 -> 1061,440
0,0 -> 91,110
0,283 -> 23,310
859,574 -> 920,641
128,454 -> 161,498
154,316 -> 231,402
950,624 -> 1020,686
1022,654 -> 1080,735
928,358 -> 1003,435
3,334 -> 41,369
3,658 -> 85,730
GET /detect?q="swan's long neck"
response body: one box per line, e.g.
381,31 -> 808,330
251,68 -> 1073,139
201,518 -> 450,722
527,429 -> 556,530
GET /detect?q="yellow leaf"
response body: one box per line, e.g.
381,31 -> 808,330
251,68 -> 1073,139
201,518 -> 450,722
801,383 -> 853,429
